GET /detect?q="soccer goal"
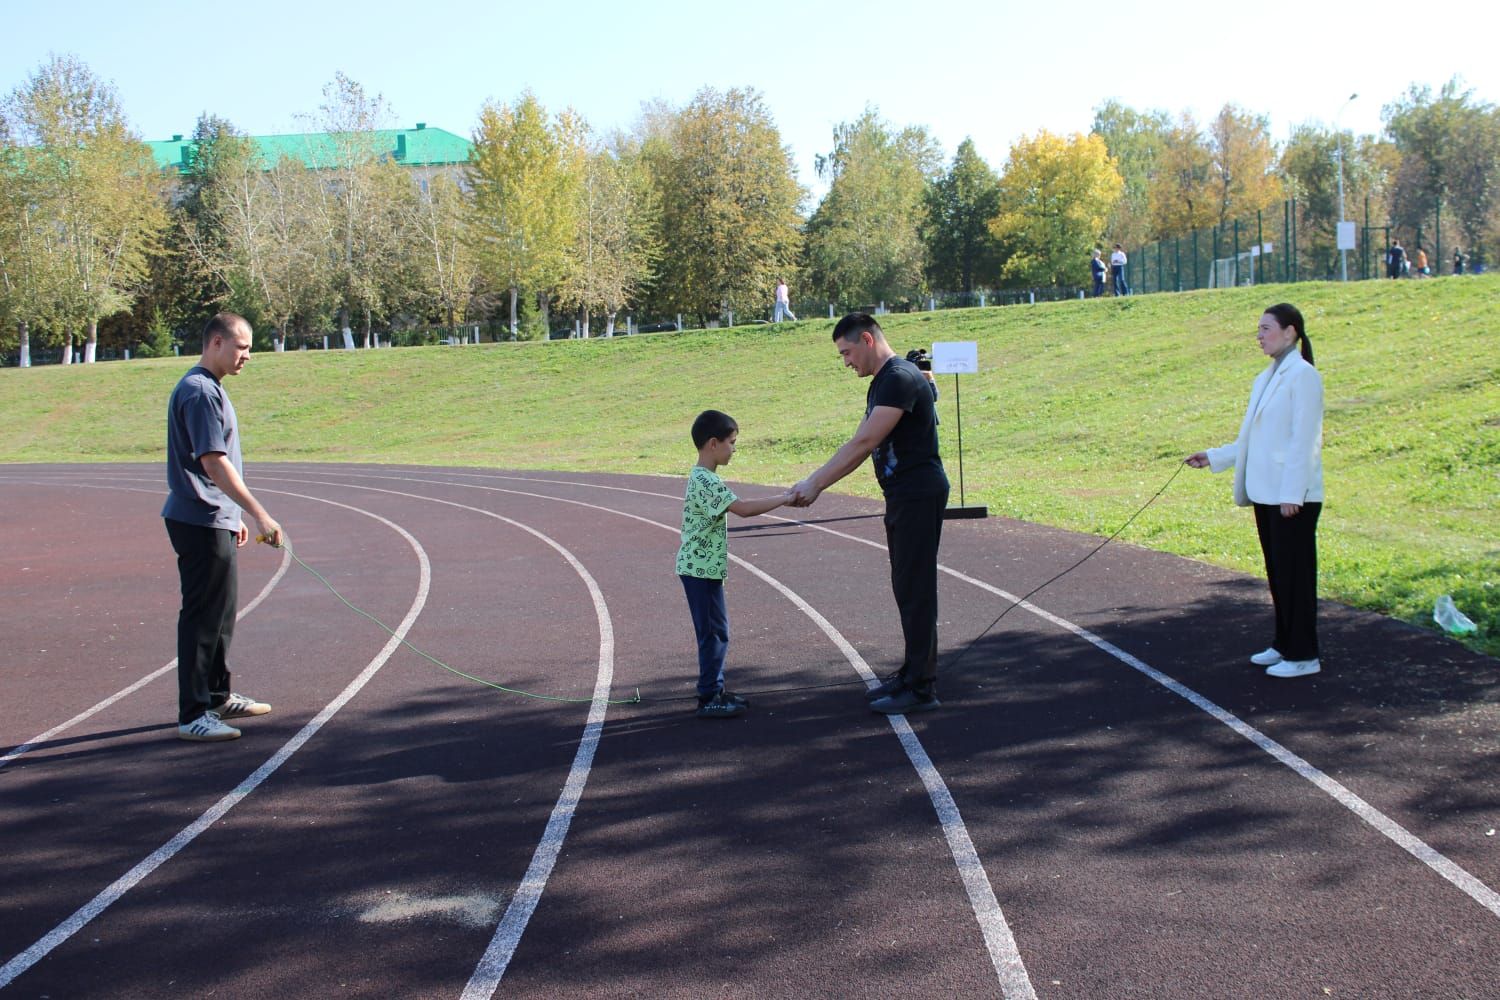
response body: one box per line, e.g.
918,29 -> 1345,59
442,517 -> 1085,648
1211,242 -> 1275,288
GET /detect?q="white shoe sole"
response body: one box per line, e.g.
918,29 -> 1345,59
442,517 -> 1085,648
1266,660 -> 1320,678
178,728 -> 242,742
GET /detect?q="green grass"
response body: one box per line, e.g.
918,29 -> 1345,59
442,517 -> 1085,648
4,277 -> 1497,656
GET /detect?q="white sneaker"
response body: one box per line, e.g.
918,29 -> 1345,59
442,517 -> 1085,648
1266,658 -> 1320,679
216,692 -> 271,719
1249,647 -> 1283,666
178,711 -> 242,742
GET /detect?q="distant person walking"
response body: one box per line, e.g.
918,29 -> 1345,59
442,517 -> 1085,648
773,278 -> 797,323
1110,243 -> 1130,296
1414,245 -> 1429,277
1453,248 -> 1466,275
1091,249 -> 1107,297
1186,303 -> 1324,680
1386,240 -> 1405,279
164,312 -> 283,741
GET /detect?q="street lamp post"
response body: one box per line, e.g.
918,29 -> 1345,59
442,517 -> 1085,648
1335,93 -> 1358,282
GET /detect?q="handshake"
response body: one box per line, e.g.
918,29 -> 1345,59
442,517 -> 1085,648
784,478 -> 821,508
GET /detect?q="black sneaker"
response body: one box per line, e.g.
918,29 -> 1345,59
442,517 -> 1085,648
696,693 -> 745,719
864,671 -> 906,701
870,687 -> 939,715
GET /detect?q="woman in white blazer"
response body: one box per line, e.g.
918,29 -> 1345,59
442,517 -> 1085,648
1187,303 -> 1324,678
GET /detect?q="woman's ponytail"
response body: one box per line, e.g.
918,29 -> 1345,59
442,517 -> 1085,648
1265,303 -> 1313,366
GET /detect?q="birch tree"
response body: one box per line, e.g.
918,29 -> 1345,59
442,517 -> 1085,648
467,91 -> 585,338
559,146 -> 660,336
313,72 -> 414,347
3,56 -> 166,363
0,107 -> 64,366
407,171 -> 484,338
180,117 -> 270,336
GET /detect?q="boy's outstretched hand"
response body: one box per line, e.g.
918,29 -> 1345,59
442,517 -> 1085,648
788,479 -> 820,507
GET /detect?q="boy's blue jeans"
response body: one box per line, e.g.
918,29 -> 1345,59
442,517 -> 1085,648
680,575 -> 728,699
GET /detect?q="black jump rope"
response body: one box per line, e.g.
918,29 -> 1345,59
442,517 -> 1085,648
261,461 -> 1187,708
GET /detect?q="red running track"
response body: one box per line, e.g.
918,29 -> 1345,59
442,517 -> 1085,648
1,463 -> 1497,999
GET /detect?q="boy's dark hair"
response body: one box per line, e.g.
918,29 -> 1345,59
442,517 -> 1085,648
831,312 -> 883,343
202,312 -> 247,347
691,409 -> 738,449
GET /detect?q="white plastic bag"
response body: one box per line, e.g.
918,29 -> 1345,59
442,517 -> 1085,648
1433,595 -> 1478,636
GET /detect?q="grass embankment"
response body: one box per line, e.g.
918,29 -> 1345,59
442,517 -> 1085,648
3,277 -> 1496,655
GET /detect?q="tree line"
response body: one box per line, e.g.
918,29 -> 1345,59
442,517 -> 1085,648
3,55 -> 1497,363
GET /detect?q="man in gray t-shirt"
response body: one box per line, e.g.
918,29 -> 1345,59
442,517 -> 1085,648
164,313 -> 282,742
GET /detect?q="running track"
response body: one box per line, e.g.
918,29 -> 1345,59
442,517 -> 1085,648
1,463 -> 1497,999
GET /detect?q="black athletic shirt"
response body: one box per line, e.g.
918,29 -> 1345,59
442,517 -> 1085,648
866,356 -> 948,500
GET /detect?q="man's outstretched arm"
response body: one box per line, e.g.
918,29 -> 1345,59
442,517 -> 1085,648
791,405 -> 903,506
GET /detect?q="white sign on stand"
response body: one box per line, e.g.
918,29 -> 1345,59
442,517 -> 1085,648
1337,221 -> 1357,250
931,341 -> 978,374
928,341 -> 986,518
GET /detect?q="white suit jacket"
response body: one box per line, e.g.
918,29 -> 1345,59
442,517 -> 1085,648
1206,351 -> 1324,507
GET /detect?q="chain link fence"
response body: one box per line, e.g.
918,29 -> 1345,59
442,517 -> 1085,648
1128,196 -> 1489,294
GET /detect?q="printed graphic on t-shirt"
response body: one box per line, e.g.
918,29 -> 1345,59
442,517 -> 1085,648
675,466 -> 738,579
865,357 -> 948,500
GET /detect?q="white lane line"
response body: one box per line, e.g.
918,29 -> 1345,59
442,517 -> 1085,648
251,477 -> 618,1000
729,555 -> 1034,997
362,471 -> 1500,922
0,480 -> 291,769
270,471 -> 1035,999
0,489 -> 430,990
942,565 -> 1500,920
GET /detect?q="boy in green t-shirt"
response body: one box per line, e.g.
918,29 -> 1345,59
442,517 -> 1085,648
677,410 -> 794,718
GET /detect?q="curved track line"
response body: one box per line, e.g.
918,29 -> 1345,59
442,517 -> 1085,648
371,470 -> 1500,921
268,470 -> 1036,999
251,476 -> 618,999
728,552 -> 1034,997
940,564 -> 1500,921
0,489 -> 430,990
0,479 -> 291,769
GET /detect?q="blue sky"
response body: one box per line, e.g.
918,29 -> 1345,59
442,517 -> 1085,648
7,0 -> 1495,203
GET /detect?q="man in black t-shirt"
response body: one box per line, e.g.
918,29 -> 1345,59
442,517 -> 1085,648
791,313 -> 950,714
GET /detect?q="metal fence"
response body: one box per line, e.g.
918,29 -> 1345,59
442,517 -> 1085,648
584,286 -> 1093,340
1128,196 -> 1489,294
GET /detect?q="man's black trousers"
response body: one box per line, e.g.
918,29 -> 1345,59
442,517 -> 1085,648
165,519 -> 238,724
884,488 -> 948,690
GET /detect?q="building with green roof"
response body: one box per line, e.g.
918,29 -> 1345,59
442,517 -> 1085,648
145,123 -> 471,176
